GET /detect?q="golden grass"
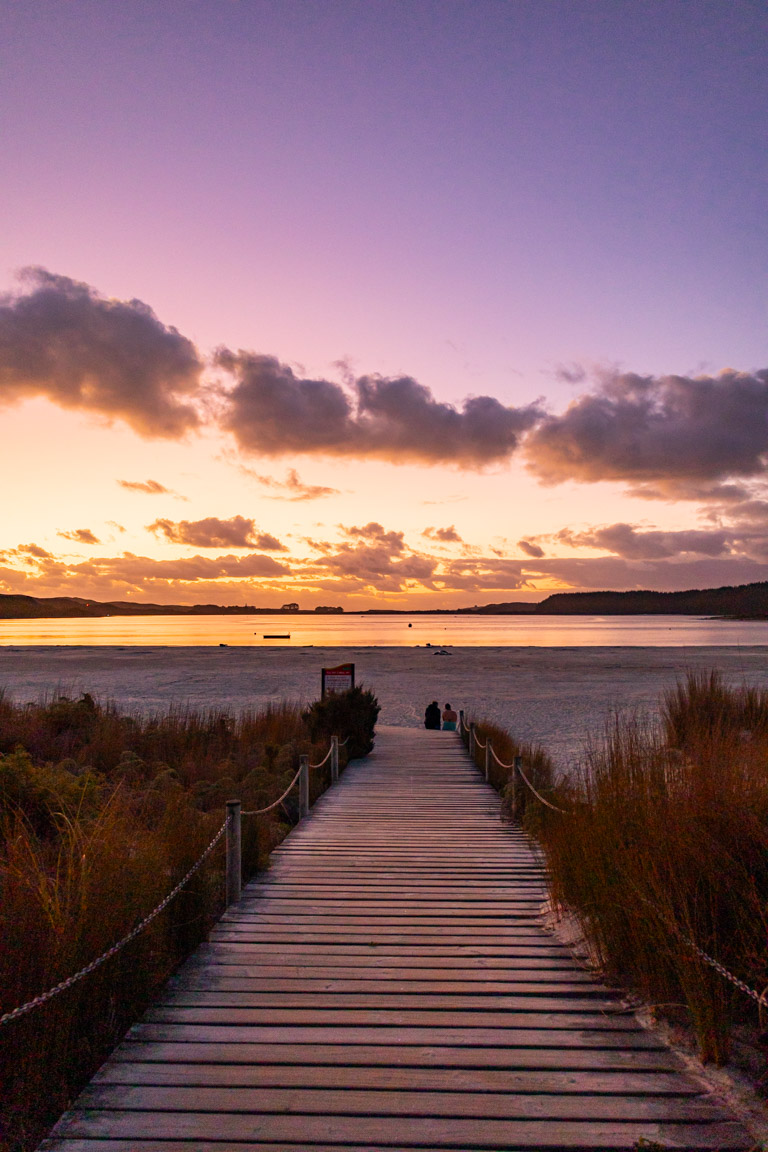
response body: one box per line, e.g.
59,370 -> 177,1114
0,691 -> 353,1152
473,672 -> 768,1065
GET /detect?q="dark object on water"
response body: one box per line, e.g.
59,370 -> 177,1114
262,634 -> 291,639
219,643 -> 228,647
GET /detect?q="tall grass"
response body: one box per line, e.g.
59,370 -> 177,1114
0,690 -> 359,1152
474,673 -> 768,1065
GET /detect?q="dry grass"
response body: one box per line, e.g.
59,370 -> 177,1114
475,672 -> 768,1066
0,691 -> 349,1152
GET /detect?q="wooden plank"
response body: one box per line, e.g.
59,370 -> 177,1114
74,1084 -> 726,1122
143,1007 -> 643,1031
109,1040 -> 685,1071
93,1063 -> 700,1094
127,1023 -> 667,1048
45,1110 -> 749,1147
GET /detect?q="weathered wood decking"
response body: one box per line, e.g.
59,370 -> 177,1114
43,726 -> 750,1150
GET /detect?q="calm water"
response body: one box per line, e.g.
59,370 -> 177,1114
2,613 -> 768,646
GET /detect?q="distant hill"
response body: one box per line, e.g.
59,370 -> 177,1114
3,581 -> 768,620
532,582 -> 768,616
0,595 -> 257,620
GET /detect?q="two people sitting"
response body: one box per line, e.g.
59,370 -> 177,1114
424,701 -> 458,731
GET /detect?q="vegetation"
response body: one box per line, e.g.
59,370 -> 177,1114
470,673 -> 768,1066
303,685 -> 380,759
0,686 -> 376,1152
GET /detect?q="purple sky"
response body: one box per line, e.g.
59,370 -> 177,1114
0,1 -> 767,607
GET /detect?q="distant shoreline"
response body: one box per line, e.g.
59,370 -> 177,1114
3,580 -> 768,621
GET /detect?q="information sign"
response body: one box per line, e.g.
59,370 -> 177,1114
321,662 -> 355,697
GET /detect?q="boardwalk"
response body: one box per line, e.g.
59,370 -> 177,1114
44,726 -> 750,1150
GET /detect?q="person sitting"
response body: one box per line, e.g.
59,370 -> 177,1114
442,703 -> 458,731
424,700 -> 441,729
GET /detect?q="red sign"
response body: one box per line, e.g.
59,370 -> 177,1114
321,662 -> 355,697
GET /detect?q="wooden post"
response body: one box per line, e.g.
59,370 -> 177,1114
469,722 -> 476,760
225,799 -> 241,907
513,755 -> 521,819
459,708 -> 465,736
485,739 -> 491,783
331,735 -> 339,783
299,754 -> 310,818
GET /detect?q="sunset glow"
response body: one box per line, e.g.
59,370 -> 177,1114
1,2 -> 766,609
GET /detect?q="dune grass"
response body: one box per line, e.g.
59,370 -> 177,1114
0,689 -> 370,1152
471,673 -> 768,1066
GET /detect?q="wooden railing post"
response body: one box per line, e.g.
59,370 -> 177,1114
331,735 -> 339,783
225,799 -> 241,907
512,755 -> 521,818
299,754 -> 310,818
485,740 -> 491,783
469,722 -> 476,760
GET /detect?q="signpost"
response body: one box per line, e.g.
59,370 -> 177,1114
321,662 -> 355,697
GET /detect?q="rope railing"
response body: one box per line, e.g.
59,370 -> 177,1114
0,732 -> 346,1028
465,707 -> 767,1018
241,763 -> 304,817
0,816 -> 228,1028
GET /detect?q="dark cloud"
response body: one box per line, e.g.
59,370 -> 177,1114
556,523 -> 732,561
147,516 -> 287,551
58,528 -> 101,545
243,467 -> 340,501
0,268 -> 202,437
216,349 -> 543,466
18,543 -> 53,559
527,369 -> 768,494
518,539 -> 545,558
118,478 -> 184,498
422,525 -> 463,543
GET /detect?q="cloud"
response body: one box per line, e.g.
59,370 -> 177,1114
243,467 -> 340,501
527,368 -> 768,495
422,525 -> 463,544
0,268 -> 202,437
118,478 -> 186,500
556,522 -> 732,561
18,543 -> 53,559
518,539 -> 544,558
147,516 -> 287,551
216,349 -> 543,466
58,528 -> 101,545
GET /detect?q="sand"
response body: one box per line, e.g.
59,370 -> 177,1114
3,644 -> 768,767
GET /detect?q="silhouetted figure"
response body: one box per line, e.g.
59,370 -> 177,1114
424,700 -> 441,729
442,703 -> 458,731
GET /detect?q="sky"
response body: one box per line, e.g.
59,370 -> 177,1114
0,0 -> 766,609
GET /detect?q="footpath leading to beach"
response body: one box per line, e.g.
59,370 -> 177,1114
3,645 -> 768,765
42,726 -> 750,1150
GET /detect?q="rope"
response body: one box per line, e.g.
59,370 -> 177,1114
491,745 -> 514,770
338,737 -> 349,747
241,764 -> 303,817
637,895 -> 768,1011
515,760 -> 569,813
309,744 -> 333,770
473,734 -> 487,750
0,817 -> 228,1027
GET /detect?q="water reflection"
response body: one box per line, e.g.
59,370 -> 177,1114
2,613 -> 768,647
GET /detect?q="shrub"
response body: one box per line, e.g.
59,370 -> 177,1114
303,686 -> 380,759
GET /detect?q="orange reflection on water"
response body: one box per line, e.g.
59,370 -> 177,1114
2,614 -> 768,647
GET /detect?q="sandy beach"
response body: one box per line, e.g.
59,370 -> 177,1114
3,644 -> 768,768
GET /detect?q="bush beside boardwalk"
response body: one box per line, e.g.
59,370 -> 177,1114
0,687 -> 378,1152
469,672 -> 768,1070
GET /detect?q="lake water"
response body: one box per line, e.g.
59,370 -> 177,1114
2,613 -> 768,647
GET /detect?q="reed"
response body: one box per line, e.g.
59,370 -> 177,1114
0,690 -> 356,1152
476,672 -> 768,1064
